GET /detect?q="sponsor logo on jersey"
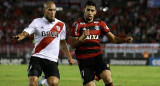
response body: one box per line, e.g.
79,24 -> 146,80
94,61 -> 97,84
83,28 -> 86,30
105,26 -> 109,29
41,26 -> 44,29
72,22 -> 77,26
94,26 -> 99,30
86,35 -> 100,40
42,31 -> 58,37
75,24 -> 78,35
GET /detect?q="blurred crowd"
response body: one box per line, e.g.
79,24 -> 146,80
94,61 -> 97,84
0,0 -> 160,46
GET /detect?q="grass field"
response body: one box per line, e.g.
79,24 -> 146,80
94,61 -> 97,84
0,65 -> 160,86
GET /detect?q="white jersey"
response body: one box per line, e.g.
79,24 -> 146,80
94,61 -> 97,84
24,17 -> 66,62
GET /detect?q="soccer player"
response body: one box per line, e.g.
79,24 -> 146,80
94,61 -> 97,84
13,1 -> 75,86
70,0 -> 133,86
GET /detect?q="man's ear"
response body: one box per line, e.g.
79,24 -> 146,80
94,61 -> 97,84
94,10 -> 97,15
83,8 -> 85,13
43,8 -> 45,13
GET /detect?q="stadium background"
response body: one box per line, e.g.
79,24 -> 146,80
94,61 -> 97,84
0,0 -> 160,65
0,0 -> 160,86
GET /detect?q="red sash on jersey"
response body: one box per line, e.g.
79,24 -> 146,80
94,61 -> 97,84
32,22 -> 64,55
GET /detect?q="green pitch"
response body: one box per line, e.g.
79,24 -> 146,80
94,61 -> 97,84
0,65 -> 160,86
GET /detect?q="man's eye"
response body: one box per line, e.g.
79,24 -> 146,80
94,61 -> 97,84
87,9 -> 94,12
48,9 -> 56,11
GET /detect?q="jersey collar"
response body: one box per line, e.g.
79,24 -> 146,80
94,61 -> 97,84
82,18 -> 94,23
42,17 -> 57,24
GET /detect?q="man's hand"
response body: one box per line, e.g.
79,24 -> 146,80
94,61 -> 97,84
79,29 -> 90,41
68,58 -> 75,65
12,32 -> 29,41
125,37 -> 133,43
70,29 -> 90,49
12,35 -> 23,41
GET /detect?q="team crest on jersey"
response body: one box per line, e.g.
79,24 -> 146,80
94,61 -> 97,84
56,26 -> 60,31
41,26 -> 44,29
94,26 -> 99,30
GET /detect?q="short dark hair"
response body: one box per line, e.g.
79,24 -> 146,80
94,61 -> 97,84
85,0 -> 96,8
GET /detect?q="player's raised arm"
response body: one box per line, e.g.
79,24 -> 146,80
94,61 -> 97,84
106,32 -> 133,43
70,29 -> 90,49
60,40 -> 75,65
12,31 -> 29,42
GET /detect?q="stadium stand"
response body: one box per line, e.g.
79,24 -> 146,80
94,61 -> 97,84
0,0 -> 160,62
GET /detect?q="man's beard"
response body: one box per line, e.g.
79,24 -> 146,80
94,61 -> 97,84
85,17 -> 92,22
46,16 -> 55,22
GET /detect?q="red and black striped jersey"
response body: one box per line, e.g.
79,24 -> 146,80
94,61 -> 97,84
71,19 -> 110,60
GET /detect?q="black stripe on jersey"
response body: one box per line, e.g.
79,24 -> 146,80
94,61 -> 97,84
102,31 -> 111,35
75,49 -> 100,54
80,42 -> 100,47
71,35 -> 80,37
80,26 -> 101,32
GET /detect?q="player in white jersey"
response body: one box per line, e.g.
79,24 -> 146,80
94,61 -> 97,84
13,1 -> 75,86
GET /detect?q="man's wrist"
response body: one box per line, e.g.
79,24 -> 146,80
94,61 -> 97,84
79,35 -> 86,42
68,58 -> 73,61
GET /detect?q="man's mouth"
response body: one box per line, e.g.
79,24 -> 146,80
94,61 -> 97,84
50,15 -> 54,18
88,15 -> 92,18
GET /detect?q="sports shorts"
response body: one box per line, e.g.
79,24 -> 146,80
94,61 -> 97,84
28,56 -> 60,79
77,54 -> 110,85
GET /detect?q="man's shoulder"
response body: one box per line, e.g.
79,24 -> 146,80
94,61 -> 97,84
34,17 -> 43,21
93,19 -> 103,23
77,19 -> 84,22
72,20 -> 84,27
55,18 -> 65,24
73,19 -> 84,25
31,18 -> 44,23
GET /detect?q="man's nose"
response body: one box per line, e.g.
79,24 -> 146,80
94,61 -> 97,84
88,11 -> 92,14
51,12 -> 54,15
88,11 -> 92,15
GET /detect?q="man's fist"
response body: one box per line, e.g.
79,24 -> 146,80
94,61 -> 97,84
68,58 -> 75,65
125,37 -> 133,43
12,35 -> 22,41
79,29 -> 90,41
12,32 -> 29,42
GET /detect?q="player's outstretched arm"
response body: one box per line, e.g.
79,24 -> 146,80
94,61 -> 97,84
106,32 -> 133,43
12,31 -> 29,42
70,29 -> 90,49
60,40 -> 75,65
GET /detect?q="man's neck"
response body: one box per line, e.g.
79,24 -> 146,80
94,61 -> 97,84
84,18 -> 93,23
45,16 -> 55,23
87,20 -> 93,23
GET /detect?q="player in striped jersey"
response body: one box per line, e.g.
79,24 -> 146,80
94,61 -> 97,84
13,1 -> 75,86
70,0 -> 133,86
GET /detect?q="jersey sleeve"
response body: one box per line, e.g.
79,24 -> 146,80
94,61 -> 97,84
100,21 -> 110,35
60,24 -> 66,40
71,22 -> 80,37
23,19 -> 36,35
